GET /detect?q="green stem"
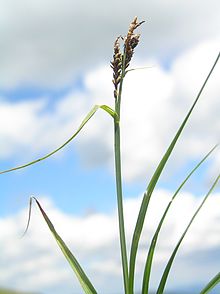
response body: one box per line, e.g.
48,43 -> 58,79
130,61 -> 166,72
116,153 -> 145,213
113,54 -> 129,294
114,118 -> 129,294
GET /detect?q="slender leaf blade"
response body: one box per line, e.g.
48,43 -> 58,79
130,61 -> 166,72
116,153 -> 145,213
142,145 -> 218,294
156,174 -> 220,294
128,53 -> 220,293
33,197 -> 97,294
100,104 -> 117,119
0,104 -> 116,175
200,272 -> 220,294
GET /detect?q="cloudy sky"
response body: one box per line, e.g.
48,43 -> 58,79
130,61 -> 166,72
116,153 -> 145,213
0,0 -> 220,293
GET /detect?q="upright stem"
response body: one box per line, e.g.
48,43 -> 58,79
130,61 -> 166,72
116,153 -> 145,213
114,59 -> 129,294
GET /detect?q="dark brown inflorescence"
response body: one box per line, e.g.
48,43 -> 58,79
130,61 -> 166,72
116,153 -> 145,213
124,17 -> 145,69
111,17 -> 144,99
110,36 -> 123,99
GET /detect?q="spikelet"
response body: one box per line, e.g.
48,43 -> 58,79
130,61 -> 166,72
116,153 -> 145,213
111,17 -> 144,99
124,17 -> 145,69
110,36 -> 122,99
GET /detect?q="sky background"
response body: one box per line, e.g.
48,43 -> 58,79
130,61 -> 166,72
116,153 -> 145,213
0,0 -> 220,293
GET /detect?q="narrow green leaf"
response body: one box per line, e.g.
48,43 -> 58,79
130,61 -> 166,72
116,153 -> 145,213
156,174 -> 220,294
0,104 -> 116,175
100,104 -> 118,120
200,272 -> 220,294
142,145 -> 218,294
32,197 -> 97,294
128,53 -> 220,293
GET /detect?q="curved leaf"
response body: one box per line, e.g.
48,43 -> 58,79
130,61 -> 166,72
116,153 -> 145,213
0,104 -> 116,175
30,197 -> 97,294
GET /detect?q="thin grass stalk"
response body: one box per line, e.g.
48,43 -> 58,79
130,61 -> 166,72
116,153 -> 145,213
114,52 -> 129,294
142,145 -> 218,294
111,18 -> 144,294
128,52 -> 220,293
156,173 -> 220,294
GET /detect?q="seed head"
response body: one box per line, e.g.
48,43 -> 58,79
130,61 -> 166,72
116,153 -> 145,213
111,36 -> 123,99
110,17 -> 144,99
124,17 -> 145,69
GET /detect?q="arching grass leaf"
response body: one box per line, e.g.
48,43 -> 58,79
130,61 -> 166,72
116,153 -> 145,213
0,104 -> 116,175
27,197 -> 97,294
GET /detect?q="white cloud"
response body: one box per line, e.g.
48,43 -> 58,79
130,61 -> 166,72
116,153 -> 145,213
0,190 -> 220,293
0,0 -> 219,88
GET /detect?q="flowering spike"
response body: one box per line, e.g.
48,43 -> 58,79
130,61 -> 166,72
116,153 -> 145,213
111,36 -> 123,99
110,17 -> 144,99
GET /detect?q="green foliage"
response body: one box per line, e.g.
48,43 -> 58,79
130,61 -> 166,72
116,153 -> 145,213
142,145 -> 218,294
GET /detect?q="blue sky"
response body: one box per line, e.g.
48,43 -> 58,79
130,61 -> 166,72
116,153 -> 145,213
1,139 -> 215,217
0,1 -> 220,293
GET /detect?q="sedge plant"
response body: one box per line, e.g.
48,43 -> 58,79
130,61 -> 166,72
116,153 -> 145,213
1,17 -> 220,294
